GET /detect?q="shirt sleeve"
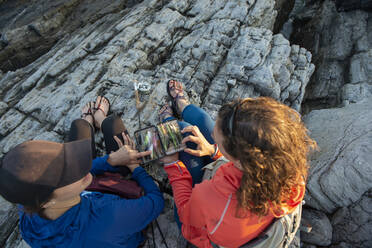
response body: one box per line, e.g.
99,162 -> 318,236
90,155 -> 120,176
104,166 -> 164,233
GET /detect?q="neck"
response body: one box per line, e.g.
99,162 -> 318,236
43,196 -> 81,220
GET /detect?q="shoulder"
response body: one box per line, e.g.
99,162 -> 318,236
81,191 -> 125,209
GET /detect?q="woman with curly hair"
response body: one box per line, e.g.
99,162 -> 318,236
160,80 -> 316,248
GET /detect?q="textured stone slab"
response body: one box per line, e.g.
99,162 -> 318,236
301,208 -> 332,246
331,190 -> 372,248
304,99 -> 372,213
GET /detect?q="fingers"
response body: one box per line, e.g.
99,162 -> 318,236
181,125 -> 200,136
182,135 -> 200,144
114,135 -> 123,148
184,148 -> 201,157
122,132 -> 130,146
136,150 -> 152,158
127,135 -> 135,149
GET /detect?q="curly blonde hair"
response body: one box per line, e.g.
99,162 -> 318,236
217,97 -> 316,216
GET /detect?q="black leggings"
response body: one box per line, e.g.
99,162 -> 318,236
68,115 -> 130,175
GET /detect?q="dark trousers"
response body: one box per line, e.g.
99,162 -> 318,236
68,115 -> 130,175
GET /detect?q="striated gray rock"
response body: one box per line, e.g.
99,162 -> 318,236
4,226 -> 30,248
146,194 -> 180,248
0,109 -> 25,136
291,0 -> 372,110
0,101 -> 7,115
331,189 -> 372,248
303,99 -> 372,213
300,208 -> 332,246
0,0 -> 314,157
0,0 -> 140,72
0,196 -> 18,247
0,0 -> 315,246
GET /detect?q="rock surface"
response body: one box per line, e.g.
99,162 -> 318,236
303,99 -> 372,213
9,0 -> 372,247
0,196 -> 19,247
331,189 -> 372,248
291,0 -> 372,110
0,0 -> 316,246
0,0 -> 140,72
0,0 -> 314,157
300,208 -> 332,246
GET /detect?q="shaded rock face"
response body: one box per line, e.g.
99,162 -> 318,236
0,0 -> 142,72
300,208 -> 332,246
331,189 -> 372,248
303,99 -> 372,214
291,0 -> 372,111
0,196 -> 19,247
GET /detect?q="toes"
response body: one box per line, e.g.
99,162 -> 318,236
89,101 -> 95,112
82,102 -> 89,112
95,96 -> 101,109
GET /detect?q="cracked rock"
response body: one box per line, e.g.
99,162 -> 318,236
291,0 -> 372,108
331,189 -> 372,248
0,0 -> 315,246
303,98 -> 372,213
300,208 -> 332,246
0,196 -> 18,248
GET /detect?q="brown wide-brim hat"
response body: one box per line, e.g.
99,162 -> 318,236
0,139 -> 92,205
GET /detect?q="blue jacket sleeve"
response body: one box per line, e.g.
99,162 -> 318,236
90,155 -> 120,176
105,167 -> 164,233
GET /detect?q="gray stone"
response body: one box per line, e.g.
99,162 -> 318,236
291,0 -> 372,107
0,196 -> 18,247
0,101 -> 8,116
4,226 -> 30,248
303,99 -> 372,213
0,0 -> 316,245
33,131 -> 63,143
0,109 -> 25,136
341,83 -> 372,105
300,208 -> 332,246
349,52 -> 372,85
301,244 -> 317,248
329,242 -> 353,248
0,118 -> 45,154
331,190 -> 372,248
145,194 -> 180,248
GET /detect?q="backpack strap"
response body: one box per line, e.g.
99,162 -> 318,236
239,203 -> 302,248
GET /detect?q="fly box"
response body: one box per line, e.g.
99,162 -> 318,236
134,120 -> 186,163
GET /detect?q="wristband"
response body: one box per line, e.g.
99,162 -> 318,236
211,144 -> 219,158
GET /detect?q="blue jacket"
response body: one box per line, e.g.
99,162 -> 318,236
19,155 -> 164,248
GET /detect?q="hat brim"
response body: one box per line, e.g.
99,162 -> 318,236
57,138 -> 92,187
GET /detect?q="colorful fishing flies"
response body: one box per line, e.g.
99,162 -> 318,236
134,120 -> 186,163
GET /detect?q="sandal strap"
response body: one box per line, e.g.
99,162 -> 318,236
94,97 -> 109,116
174,93 -> 187,102
96,106 -> 107,116
159,105 -> 174,121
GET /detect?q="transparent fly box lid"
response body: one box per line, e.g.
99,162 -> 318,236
134,120 -> 186,164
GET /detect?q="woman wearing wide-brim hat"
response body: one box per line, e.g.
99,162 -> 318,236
0,96 -> 164,247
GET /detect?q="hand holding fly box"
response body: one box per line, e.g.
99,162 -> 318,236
134,120 -> 186,163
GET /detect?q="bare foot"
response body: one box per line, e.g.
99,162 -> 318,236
93,96 -> 110,129
168,80 -> 190,114
81,102 -> 95,126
